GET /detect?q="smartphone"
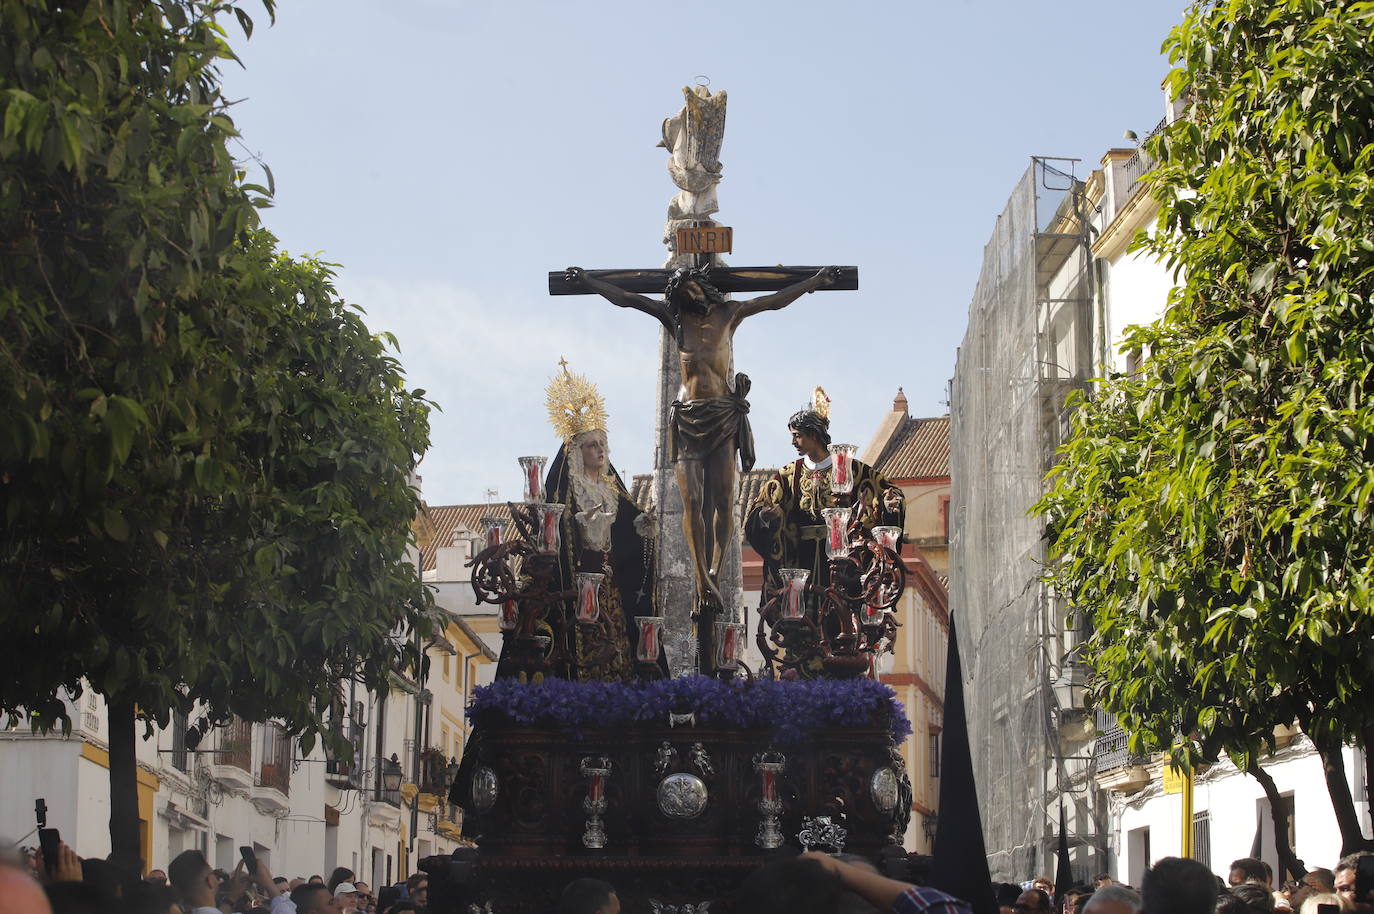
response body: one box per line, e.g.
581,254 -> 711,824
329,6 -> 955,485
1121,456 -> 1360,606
1316,905 -> 1339,914
239,845 -> 258,875
38,827 -> 60,875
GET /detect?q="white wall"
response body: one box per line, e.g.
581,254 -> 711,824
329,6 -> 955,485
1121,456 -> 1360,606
1101,230 -> 1177,372
1113,745 -> 1362,886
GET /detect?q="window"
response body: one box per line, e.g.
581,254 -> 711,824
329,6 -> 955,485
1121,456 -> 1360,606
1191,811 -> 1211,867
171,709 -> 189,773
442,654 -> 451,681
929,733 -> 941,779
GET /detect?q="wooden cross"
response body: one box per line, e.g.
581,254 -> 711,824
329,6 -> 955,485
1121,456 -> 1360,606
549,265 -> 858,296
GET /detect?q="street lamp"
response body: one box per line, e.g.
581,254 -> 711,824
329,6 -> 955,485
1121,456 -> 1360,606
382,753 -> 403,799
922,813 -> 939,842
445,756 -> 461,793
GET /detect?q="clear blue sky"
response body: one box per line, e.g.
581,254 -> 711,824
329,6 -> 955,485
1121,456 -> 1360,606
219,0 -> 1188,506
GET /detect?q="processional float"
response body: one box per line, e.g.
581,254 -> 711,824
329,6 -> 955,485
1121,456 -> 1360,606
431,87 -> 916,914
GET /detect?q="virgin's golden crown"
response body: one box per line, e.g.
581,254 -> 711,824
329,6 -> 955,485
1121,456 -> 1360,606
545,360 -> 609,442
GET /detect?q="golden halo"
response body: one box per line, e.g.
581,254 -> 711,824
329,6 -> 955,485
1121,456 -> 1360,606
545,359 -> 609,442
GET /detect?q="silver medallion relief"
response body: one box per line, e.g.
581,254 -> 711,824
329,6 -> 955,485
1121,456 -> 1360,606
870,766 -> 899,814
471,765 -> 499,812
656,772 -> 708,819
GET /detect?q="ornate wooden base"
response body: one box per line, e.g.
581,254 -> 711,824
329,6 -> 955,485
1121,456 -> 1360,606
462,726 -> 905,855
443,720 -> 911,913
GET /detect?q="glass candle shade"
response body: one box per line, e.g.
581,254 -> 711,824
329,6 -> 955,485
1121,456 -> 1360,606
637,616 -> 665,661
536,503 -> 565,554
822,506 -> 852,560
498,599 -> 519,631
575,572 -> 604,623
828,444 -> 859,494
777,568 -> 810,620
518,456 -> 547,503
860,603 -> 884,626
715,621 -> 745,670
872,525 -> 901,551
754,755 -> 785,803
481,516 -> 503,550
581,758 -> 611,802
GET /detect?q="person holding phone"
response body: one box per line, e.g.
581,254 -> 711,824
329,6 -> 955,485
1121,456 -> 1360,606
170,850 -> 296,914
33,839 -> 83,885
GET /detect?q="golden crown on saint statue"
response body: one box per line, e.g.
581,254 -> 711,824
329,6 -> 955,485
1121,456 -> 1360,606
810,386 -> 831,421
545,358 -> 609,442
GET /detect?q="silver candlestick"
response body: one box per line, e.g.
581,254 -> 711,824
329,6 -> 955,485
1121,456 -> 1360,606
580,756 -> 612,849
753,750 -> 786,849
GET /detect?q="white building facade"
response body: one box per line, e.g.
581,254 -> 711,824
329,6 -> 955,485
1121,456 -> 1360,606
1,493 -> 485,880
1087,97 -> 1372,886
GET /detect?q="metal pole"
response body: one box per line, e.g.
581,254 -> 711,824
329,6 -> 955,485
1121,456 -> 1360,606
1180,765 -> 1195,859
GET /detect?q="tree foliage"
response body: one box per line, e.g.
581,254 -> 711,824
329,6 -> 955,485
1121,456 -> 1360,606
1036,0 -> 1374,850
0,0 -> 432,759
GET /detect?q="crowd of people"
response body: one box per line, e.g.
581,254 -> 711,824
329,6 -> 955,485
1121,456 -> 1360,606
2,842 -> 1370,914
1,840 -> 429,914
987,853 -> 1372,914
549,850 -> 1374,914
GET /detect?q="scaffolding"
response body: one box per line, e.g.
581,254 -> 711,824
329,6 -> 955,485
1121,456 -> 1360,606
949,158 -> 1107,882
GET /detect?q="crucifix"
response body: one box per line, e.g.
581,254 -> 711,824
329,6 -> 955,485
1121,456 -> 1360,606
547,86 -> 857,677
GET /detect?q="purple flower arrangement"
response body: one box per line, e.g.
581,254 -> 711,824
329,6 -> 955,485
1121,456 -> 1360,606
466,675 -> 913,746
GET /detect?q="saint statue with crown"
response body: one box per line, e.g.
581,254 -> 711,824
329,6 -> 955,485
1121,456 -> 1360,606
540,363 -> 666,681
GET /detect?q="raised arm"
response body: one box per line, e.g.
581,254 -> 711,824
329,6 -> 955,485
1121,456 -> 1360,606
565,267 -> 672,331
729,266 -> 841,325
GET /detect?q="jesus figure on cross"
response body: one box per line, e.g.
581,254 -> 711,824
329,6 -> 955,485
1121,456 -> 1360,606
564,264 -> 841,617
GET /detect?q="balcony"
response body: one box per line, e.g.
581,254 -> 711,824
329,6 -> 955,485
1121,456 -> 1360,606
210,718 -> 255,789
1117,117 -> 1167,207
418,748 -> 457,800
1092,710 -> 1152,794
322,709 -> 365,790
324,757 -> 360,789
252,723 -> 291,811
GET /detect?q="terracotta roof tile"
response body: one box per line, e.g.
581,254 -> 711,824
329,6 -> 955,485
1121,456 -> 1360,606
873,415 -> 949,480
414,502 -> 514,573
422,468 -> 785,573
629,469 -> 778,522
736,468 -> 774,518
629,474 -> 653,510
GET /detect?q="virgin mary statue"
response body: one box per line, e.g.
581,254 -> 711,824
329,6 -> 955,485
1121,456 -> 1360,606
543,363 -> 662,681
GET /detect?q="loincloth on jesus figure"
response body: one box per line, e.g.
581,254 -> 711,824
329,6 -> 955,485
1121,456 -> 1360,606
668,372 -> 756,471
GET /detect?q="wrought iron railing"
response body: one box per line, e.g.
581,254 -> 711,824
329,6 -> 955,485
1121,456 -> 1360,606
170,710 -> 189,773
258,723 -> 291,794
1118,117 -> 1168,205
418,748 -> 453,797
218,718 -> 253,771
1093,709 -> 1149,771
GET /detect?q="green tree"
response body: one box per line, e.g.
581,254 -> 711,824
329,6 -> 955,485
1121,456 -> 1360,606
0,0 -> 433,874
1037,0 -> 1374,858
